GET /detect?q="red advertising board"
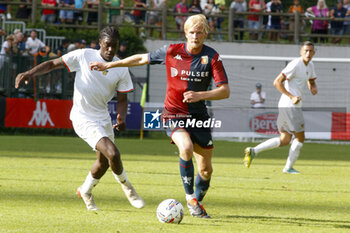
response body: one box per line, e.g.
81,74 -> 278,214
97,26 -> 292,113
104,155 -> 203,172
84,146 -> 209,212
5,98 -> 73,129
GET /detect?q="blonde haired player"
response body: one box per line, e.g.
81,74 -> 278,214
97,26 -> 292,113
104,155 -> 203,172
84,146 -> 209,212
90,14 -> 230,218
244,41 -> 318,174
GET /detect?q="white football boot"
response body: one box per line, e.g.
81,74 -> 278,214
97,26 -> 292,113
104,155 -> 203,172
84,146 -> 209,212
76,186 -> 99,211
120,181 -> 145,209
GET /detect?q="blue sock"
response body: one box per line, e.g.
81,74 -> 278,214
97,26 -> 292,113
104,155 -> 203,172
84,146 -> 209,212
179,158 -> 194,195
195,174 -> 210,202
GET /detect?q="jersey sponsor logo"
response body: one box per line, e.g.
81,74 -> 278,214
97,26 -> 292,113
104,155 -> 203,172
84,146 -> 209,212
28,101 -> 55,127
201,56 -> 208,64
144,109 -> 161,129
174,54 -> 183,60
102,70 -> 109,75
249,112 -> 279,135
170,67 -> 178,77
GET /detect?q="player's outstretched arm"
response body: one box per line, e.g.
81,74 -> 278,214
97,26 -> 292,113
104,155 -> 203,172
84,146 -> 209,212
15,58 -> 64,88
308,79 -> 318,95
89,53 -> 149,71
183,84 -> 230,103
274,73 -> 301,104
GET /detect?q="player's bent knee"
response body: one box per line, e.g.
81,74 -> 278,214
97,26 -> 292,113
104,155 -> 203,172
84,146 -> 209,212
200,168 -> 213,180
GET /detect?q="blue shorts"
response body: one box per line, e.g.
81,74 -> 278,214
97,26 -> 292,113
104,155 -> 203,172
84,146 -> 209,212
330,27 -> 344,35
165,118 -> 214,149
344,25 -> 350,35
59,10 -> 74,20
268,24 -> 281,30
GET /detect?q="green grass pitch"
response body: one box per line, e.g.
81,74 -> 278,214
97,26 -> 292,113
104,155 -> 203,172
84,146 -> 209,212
1,135 -> 350,232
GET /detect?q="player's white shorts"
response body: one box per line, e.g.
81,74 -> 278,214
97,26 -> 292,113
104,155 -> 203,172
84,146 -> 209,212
72,119 -> 114,151
277,107 -> 305,134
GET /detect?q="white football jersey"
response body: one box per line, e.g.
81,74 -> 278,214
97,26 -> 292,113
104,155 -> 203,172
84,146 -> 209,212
61,48 -> 133,122
278,57 -> 317,108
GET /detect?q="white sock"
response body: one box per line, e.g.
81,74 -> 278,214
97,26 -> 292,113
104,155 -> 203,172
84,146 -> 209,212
186,193 -> 196,202
80,171 -> 99,194
112,169 -> 129,185
284,139 -> 303,170
254,137 -> 281,154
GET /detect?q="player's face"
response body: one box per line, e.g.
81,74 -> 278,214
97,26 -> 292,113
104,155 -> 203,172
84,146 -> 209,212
300,45 -> 315,64
185,25 -> 207,52
99,37 -> 118,62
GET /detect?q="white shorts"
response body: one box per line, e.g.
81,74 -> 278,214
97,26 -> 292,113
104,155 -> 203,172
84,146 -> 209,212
277,107 -> 305,134
72,119 -> 114,151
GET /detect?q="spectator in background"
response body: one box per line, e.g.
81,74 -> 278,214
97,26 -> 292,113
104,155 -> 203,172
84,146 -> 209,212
86,0 -> 100,25
307,0 -> 329,43
74,0 -> 85,25
117,41 -> 128,59
175,0 -> 189,38
250,83 -> 266,109
41,0 -> 56,23
16,0 -> 32,20
268,0 -> 282,41
330,0 -> 347,44
248,0 -> 265,40
288,0 -> 304,42
148,0 -> 166,38
189,0 -> 202,14
88,40 -> 100,49
214,0 -> 225,41
67,39 -> 81,52
132,0 -> 147,36
14,32 -> 26,55
55,39 -> 70,57
344,0 -> 350,44
0,1 -> 11,19
0,30 -> 5,37
203,0 -> 219,39
0,35 -> 15,73
26,30 -> 50,56
80,39 -> 87,48
105,0 -> 124,26
59,0 -> 75,24
230,0 -> 247,41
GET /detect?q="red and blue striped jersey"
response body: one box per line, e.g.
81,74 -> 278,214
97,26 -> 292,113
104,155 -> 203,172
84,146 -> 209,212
148,43 -> 228,118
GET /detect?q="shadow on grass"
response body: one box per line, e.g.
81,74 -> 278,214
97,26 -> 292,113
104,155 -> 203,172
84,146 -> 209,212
219,215 -> 350,229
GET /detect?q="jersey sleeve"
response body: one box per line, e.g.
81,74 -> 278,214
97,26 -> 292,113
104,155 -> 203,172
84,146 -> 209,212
116,68 -> 134,93
148,45 -> 169,65
211,53 -> 228,86
281,59 -> 297,80
60,49 -> 82,72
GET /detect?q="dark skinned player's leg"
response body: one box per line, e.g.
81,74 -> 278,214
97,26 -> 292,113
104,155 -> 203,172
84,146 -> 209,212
90,151 -> 109,179
95,137 -> 123,176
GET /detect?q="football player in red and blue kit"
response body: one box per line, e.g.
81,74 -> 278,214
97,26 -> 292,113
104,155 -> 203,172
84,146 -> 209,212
89,14 -> 230,218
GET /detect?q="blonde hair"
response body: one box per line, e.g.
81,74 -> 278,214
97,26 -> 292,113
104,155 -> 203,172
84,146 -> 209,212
184,14 -> 209,35
317,0 -> 327,9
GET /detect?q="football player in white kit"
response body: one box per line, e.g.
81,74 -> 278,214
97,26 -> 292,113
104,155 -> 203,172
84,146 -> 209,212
15,26 -> 145,210
244,41 -> 318,174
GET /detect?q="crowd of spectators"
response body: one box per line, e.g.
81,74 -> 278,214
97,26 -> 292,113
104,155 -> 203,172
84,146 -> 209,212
1,0 -> 350,43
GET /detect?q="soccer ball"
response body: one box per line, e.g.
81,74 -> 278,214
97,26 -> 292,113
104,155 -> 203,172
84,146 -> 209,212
156,199 -> 184,224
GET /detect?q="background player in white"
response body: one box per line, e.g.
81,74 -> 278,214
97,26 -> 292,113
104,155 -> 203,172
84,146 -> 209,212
15,26 -> 145,211
244,41 -> 318,174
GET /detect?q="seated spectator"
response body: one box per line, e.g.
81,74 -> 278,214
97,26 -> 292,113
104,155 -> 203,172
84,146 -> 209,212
16,0 -> 32,20
86,0 -> 100,25
268,0 -> 282,41
344,0 -> 350,44
147,0 -> 166,38
248,0 -> 265,40
175,0 -> 189,38
59,0 -> 75,24
189,0 -> 202,14
74,0 -> 85,25
105,0 -> 124,26
230,0 -> 247,40
0,2 -> 11,19
288,0 -> 304,41
132,0 -> 147,36
41,0 -> 56,23
307,0 -> 329,43
330,1 -> 347,44
25,30 -> 50,56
